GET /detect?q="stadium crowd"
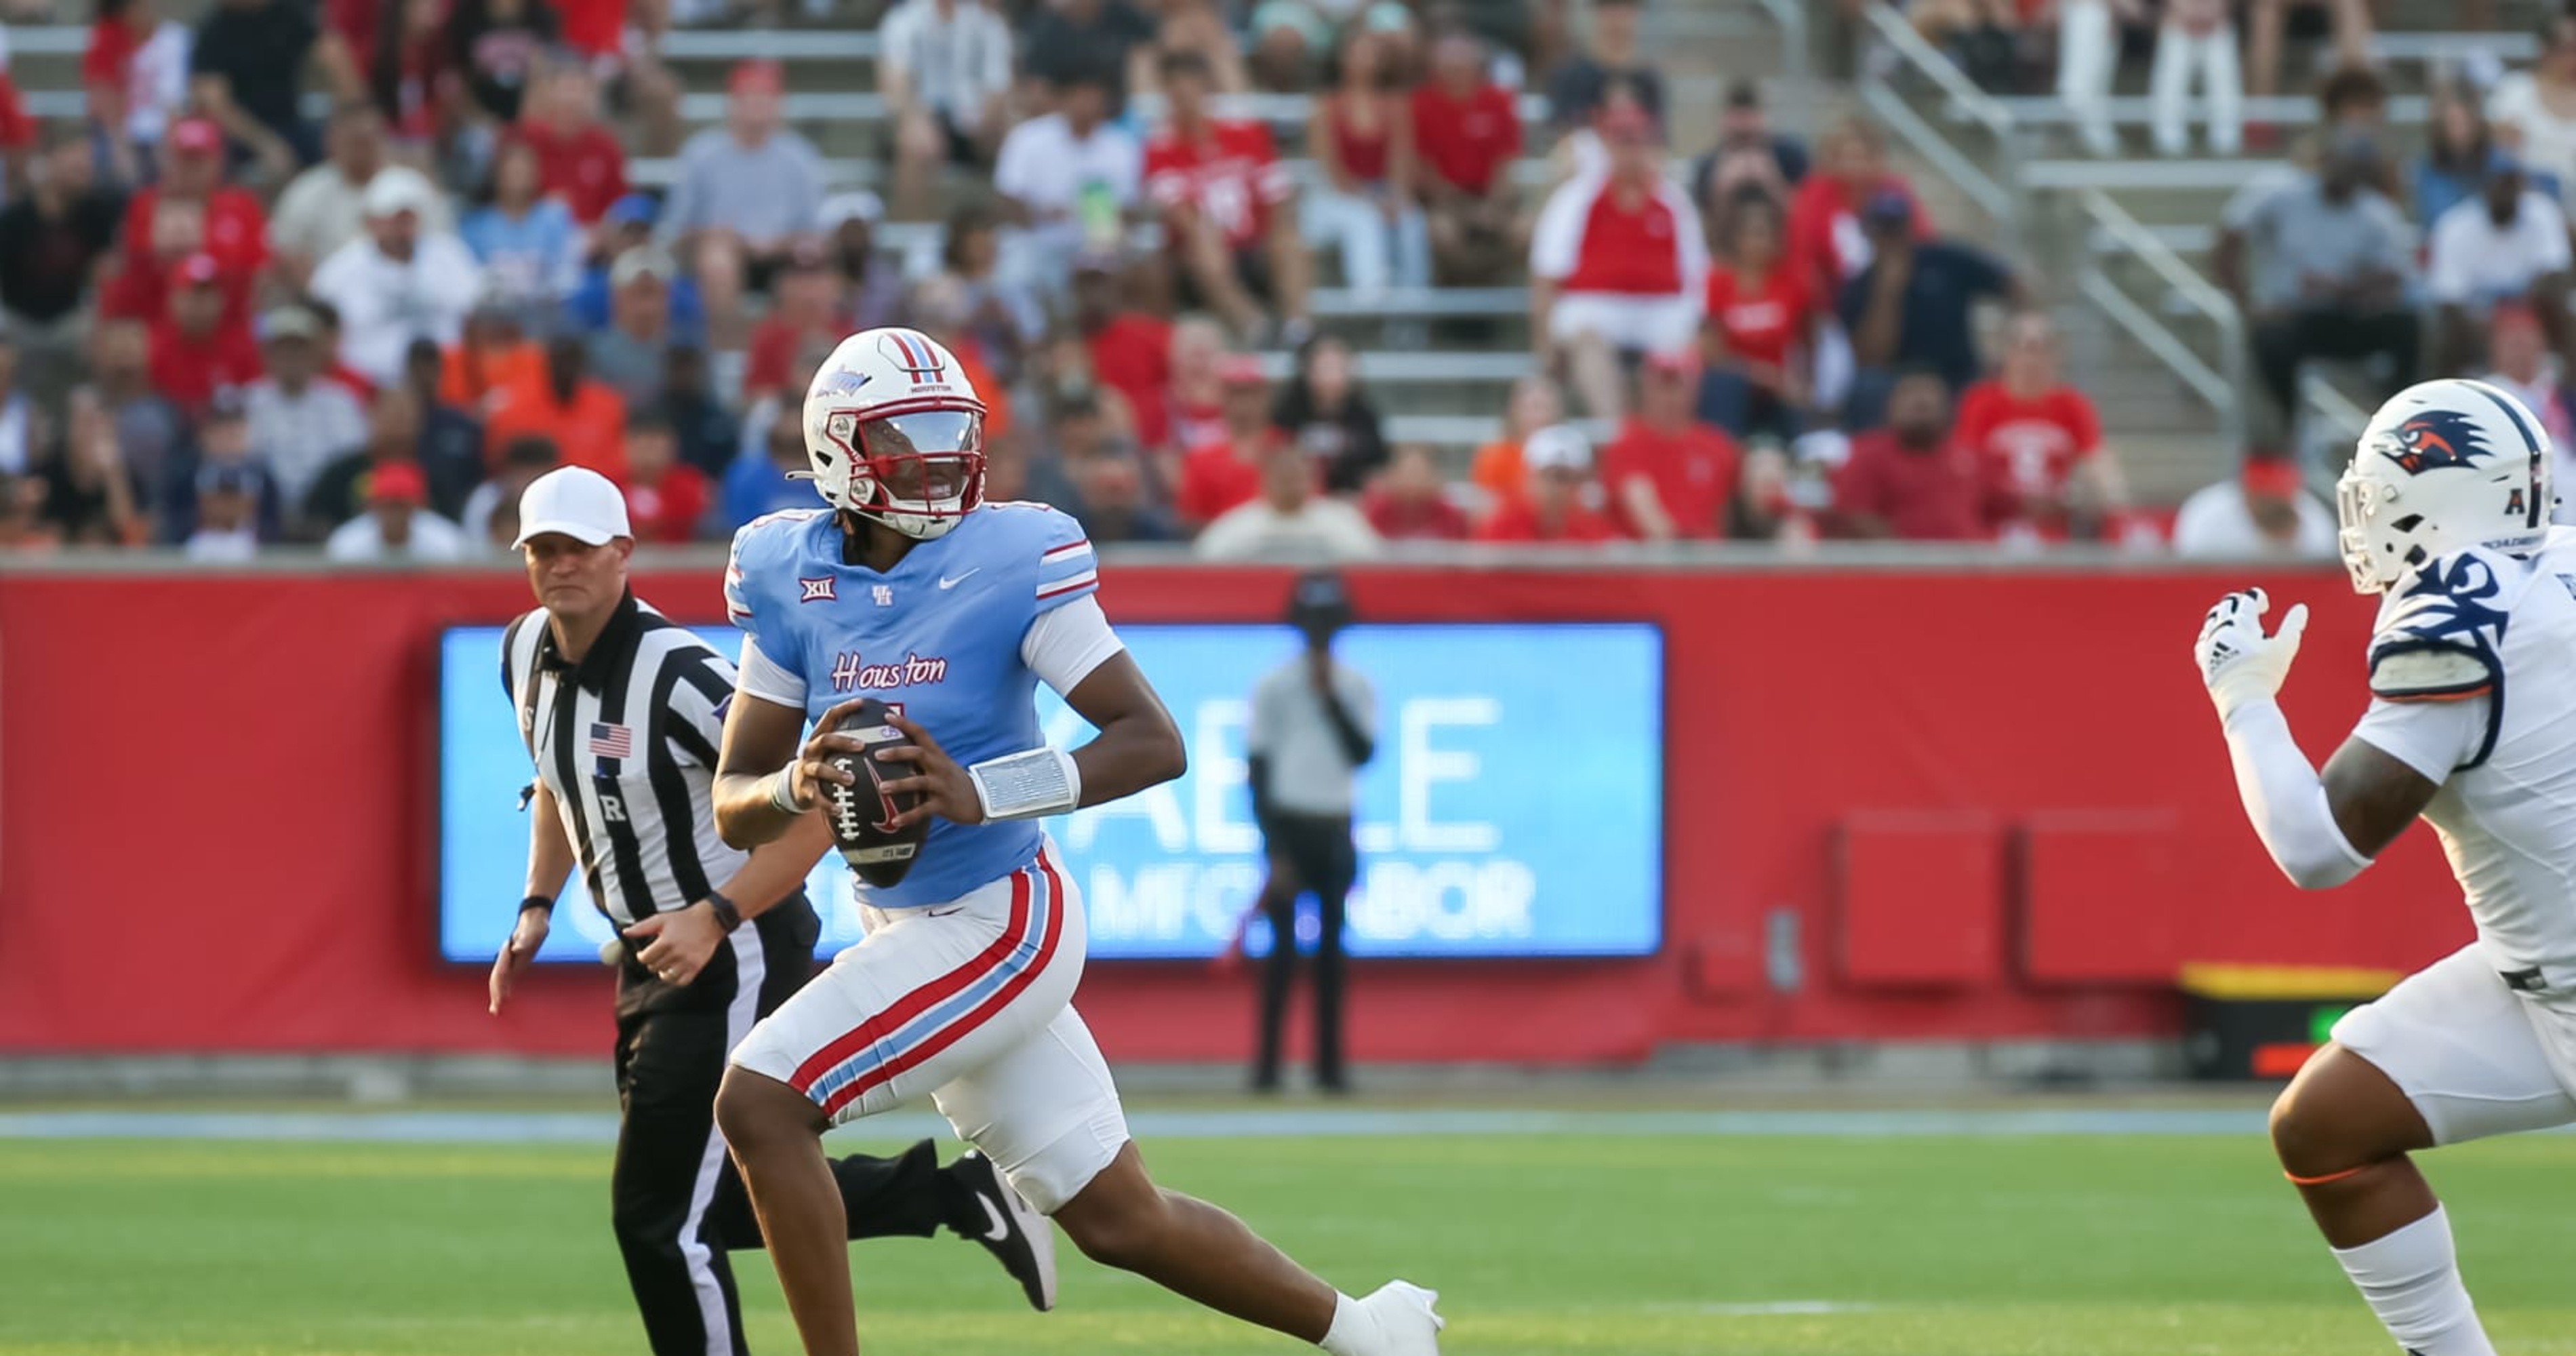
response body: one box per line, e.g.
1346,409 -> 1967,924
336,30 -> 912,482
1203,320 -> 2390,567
0,0 -> 2402,563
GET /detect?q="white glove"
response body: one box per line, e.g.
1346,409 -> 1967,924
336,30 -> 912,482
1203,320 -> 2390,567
2194,587 -> 2308,720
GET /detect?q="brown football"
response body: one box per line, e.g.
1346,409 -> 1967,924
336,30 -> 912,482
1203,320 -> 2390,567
820,699 -> 927,889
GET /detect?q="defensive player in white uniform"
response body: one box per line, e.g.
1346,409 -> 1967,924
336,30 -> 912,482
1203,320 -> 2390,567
2194,377 -> 2576,1356
704,327 -> 1443,1356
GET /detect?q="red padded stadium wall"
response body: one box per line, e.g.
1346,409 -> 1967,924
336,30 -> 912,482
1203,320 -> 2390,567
0,563 -> 2468,1060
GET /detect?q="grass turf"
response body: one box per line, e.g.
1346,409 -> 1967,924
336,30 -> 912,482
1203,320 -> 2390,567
8,1127 -> 2576,1354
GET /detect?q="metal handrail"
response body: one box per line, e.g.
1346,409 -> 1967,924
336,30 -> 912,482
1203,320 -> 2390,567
2073,188 -> 2245,445
1854,2 -> 2021,243
1750,0 -> 1815,138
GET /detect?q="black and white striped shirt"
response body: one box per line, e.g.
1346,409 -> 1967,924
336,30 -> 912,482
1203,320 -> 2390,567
501,593 -> 745,930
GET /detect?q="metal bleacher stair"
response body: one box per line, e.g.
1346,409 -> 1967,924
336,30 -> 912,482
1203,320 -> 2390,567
1861,0 -> 2555,500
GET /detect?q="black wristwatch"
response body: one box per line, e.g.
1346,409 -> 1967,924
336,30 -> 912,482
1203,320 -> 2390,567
704,891 -> 744,934
519,894 -> 555,917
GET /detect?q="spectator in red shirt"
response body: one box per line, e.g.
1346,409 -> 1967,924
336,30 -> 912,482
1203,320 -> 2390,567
1951,311 -> 2129,540
509,63 -> 628,228
365,0 -> 467,146
1175,353 -> 1275,530
1599,351 -> 1741,540
1530,104 -> 1708,422
1363,443 -> 1471,540
742,245 -> 849,404
1072,258 -> 1176,450
1144,49 -> 1312,342
146,254 -> 264,416
1832,367 -> 2008,540
1413,26 -> 1525,285
1783,118 -> 1928,298
618,412 -> 710,544
1699,191 -> 1819,443
1479,423 -> 1619,544
1305,24 -> 1430,299
106,117 -> 269,324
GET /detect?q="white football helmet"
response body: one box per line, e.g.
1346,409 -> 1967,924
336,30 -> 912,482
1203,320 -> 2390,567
797,327 -> 987,540
2336,378 -> 2553,593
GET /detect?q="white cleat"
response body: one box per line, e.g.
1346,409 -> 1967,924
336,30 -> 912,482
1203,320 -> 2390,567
1356,1281 -> 1445,1354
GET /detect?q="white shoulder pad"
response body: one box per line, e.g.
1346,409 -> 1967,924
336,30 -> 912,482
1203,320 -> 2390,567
2369,547 -> 2514,700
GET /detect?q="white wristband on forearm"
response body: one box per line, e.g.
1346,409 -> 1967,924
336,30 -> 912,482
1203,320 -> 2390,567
769,767 -> 809,814
967,748 -> 1082,821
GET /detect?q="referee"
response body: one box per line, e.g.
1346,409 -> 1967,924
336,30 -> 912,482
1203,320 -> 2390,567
486,467 -> 1054,1355
1246,571 -> 1376,1095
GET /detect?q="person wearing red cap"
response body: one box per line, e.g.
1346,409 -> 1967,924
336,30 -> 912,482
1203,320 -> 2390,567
2171,452 -> 2337,557
1144,48 -> 1311,342
323,456 -> 467,561
104,115 -> 270,324
1175,353 -> 1279,530
1597,350 -> 1740,540
659,58 -> 826,349
1528,102 -> 1708,422
146,254 -> 264,417
1951,311 -> 2127,541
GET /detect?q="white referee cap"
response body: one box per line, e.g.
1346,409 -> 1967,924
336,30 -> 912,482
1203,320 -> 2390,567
514,466 -> 632,548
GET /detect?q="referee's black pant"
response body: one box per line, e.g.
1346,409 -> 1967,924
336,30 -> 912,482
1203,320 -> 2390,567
1253,813 -> 1356,1092
611,895 -> 955,1356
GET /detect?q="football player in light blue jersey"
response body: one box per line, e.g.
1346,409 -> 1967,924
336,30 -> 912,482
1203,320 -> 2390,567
706,327 -> 1443,1356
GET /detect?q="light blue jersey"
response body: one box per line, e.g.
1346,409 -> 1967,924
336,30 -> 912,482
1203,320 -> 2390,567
725,501 -> 1098,909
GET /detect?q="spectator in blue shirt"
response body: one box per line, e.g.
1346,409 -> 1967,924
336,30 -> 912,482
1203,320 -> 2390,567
721,399 -> 818,528
1838,191 -> 2023,424
566,193 -> 708,336
460,138 -> 582,320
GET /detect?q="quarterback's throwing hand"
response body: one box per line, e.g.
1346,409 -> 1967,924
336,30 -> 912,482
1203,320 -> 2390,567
874,713 -> 986,828
2194,587 -> 2308,720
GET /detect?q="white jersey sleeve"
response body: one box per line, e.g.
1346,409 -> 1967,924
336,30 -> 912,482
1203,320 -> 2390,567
2351,694 -> 2492,784
1021,594 -> 1125,697
738,635 -> 808,709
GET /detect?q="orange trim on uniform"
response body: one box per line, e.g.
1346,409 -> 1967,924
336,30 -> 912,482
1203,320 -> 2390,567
2285,1164 -> 2372,1187
2381,685 -> 2494,704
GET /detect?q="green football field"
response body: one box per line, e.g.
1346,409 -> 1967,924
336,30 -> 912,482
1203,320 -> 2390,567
9,1114 -> 2576,1355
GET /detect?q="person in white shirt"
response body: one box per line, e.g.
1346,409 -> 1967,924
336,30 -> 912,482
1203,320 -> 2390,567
243,304 -> 370,510
308,167 -> 487,388
1196,441 -> 1384,561
2486,20 -> 2576,215
881,0 -> 1015,221
1529,104 -> 1708,421
1243,570 -> 1375,1095
324,459 -> 467,561
994,61 -> 1142,309
2428,155 -> 2571,375
269,104 -> 452,290
2171,454 -> 2337,557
